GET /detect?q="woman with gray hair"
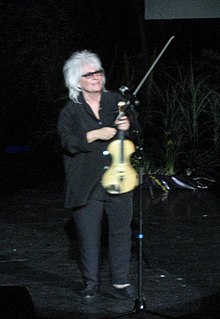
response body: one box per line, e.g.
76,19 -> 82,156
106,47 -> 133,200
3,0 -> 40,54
58,50 -> 136,300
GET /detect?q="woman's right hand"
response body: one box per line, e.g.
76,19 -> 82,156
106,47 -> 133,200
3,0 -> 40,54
87,127 -> 117,143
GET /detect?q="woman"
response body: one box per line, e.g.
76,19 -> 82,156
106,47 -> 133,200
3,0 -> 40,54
57,50 -> 136,299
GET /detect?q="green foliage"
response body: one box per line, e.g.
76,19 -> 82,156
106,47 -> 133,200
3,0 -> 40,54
137,52 -> 220,175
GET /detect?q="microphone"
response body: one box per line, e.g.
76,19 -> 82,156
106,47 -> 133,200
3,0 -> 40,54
119,85 -> 133,99
119,85 -> 140,106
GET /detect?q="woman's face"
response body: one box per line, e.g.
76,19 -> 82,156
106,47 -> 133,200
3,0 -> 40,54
79,64 -> 103,94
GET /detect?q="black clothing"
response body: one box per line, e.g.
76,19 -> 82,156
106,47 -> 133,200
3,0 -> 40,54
73,196 -> 133,285
80,282 -> 100,299
57,90 -> 136,286
57,91 -> 128,208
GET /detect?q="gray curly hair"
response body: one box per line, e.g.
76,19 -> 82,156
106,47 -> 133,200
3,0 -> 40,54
63,50 -> 106,103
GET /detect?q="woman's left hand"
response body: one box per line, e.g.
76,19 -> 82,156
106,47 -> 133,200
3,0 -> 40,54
115,116 -> 130,131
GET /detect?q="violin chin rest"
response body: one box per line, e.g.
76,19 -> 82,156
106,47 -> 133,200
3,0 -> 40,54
101,169 -> 139,194
105,184 -> 121,194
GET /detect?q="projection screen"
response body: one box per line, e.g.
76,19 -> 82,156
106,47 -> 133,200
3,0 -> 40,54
145,0 -> 220,20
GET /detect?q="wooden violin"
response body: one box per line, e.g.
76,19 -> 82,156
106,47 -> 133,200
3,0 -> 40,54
101,102 -> 139,194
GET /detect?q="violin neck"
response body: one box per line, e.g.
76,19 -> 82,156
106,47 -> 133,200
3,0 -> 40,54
118,130 -> 125,163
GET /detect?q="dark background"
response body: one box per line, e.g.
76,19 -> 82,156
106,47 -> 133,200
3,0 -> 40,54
0,0 -> 220,187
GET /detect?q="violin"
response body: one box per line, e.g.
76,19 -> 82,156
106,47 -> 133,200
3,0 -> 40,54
101,101 -> 139,194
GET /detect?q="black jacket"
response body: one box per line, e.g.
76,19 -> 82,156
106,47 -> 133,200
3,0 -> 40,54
57,91 -> 129,208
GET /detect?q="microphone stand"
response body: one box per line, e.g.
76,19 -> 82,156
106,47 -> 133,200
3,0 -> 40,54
110,36 -> 175,319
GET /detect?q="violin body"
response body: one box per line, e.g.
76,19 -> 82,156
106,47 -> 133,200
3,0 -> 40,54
101,137 -> 139,194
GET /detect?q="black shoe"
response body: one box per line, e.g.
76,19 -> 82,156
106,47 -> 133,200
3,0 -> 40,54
111,285 -> 135,300
80,283 -> 99,299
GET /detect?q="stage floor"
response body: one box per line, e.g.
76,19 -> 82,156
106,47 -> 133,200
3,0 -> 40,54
0,181 -> 220,319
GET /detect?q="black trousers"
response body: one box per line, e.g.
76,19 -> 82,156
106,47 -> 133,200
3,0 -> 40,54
73,195 -> 133,286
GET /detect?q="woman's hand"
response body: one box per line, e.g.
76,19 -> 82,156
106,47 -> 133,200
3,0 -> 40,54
87,127 -> 117,143
87,116 -> 130,143
115,116 -> 130,131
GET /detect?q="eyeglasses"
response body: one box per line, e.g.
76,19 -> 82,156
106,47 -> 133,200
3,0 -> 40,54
81,69 -> 103,79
